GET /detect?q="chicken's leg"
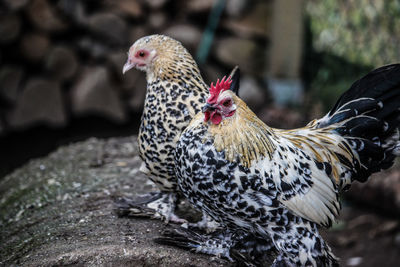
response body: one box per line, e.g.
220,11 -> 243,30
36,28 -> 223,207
115,192 -> 187,224
155,226 -> 236,261
155,226 -> 277,266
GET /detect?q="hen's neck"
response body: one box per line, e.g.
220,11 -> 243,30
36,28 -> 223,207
147,53 -> 206,90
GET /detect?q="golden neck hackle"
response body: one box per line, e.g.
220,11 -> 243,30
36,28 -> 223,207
207,96 -> 276,168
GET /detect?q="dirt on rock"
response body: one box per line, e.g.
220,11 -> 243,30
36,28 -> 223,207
0,137 -> 399,266
0,137 -> 229,266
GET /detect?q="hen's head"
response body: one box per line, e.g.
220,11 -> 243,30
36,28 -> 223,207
123,34 -> 190,75
203,76 -> 239,125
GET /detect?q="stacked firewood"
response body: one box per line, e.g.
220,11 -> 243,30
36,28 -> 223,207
0,0 -> 271,134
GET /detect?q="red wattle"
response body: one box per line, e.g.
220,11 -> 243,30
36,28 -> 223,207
204,111 -> 210,122
210,111 -> 222,125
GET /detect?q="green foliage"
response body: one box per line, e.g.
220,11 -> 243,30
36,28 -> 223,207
307,53 -> 372,112
304,0 -> 400,111
306,0 -> 400,67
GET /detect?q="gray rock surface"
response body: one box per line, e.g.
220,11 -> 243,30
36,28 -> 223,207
0,137 -> 399,266
0,137 -> 230,266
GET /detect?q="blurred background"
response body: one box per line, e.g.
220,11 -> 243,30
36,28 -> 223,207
0,0 -> 399,265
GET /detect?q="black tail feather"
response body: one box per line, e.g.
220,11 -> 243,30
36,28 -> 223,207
229,65 -> 240,96
317,64 -> 400,182
336,116 -> 386,138
328,64 -> 400,117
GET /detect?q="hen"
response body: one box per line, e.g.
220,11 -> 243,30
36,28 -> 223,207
171,64 -> 400,266
120,34 -> 238,225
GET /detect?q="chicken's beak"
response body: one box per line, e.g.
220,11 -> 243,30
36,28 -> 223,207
202,103 -> 216,113
122,60 -> 134,74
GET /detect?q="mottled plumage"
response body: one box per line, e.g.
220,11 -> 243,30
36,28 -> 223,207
120,35 -> 240,225
120,35 -> 209,222
131,35 -> 207,190
172,65 -> 400,266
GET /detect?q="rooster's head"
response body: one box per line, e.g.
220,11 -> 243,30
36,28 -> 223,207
203,76 -> 239,125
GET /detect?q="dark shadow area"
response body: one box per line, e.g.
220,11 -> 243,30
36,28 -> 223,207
0,113 -> 141,179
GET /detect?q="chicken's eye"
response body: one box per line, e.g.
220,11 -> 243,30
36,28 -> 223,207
139,51 -> 145,57
223,100 -> 231,107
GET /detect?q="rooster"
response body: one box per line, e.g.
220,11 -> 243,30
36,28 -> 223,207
119,34 -> 239,226
169,64 -> 400,266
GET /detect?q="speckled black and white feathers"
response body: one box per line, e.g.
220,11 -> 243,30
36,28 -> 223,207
135,35 -> 208,190
176,114 -> 339,266
174,64 -> 400,266
122,35 -> 243,224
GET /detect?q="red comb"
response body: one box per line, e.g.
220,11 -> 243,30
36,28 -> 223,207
207,76 -> 232,104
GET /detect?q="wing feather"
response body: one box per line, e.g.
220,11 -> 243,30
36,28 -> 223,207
263,127 -> 354,227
